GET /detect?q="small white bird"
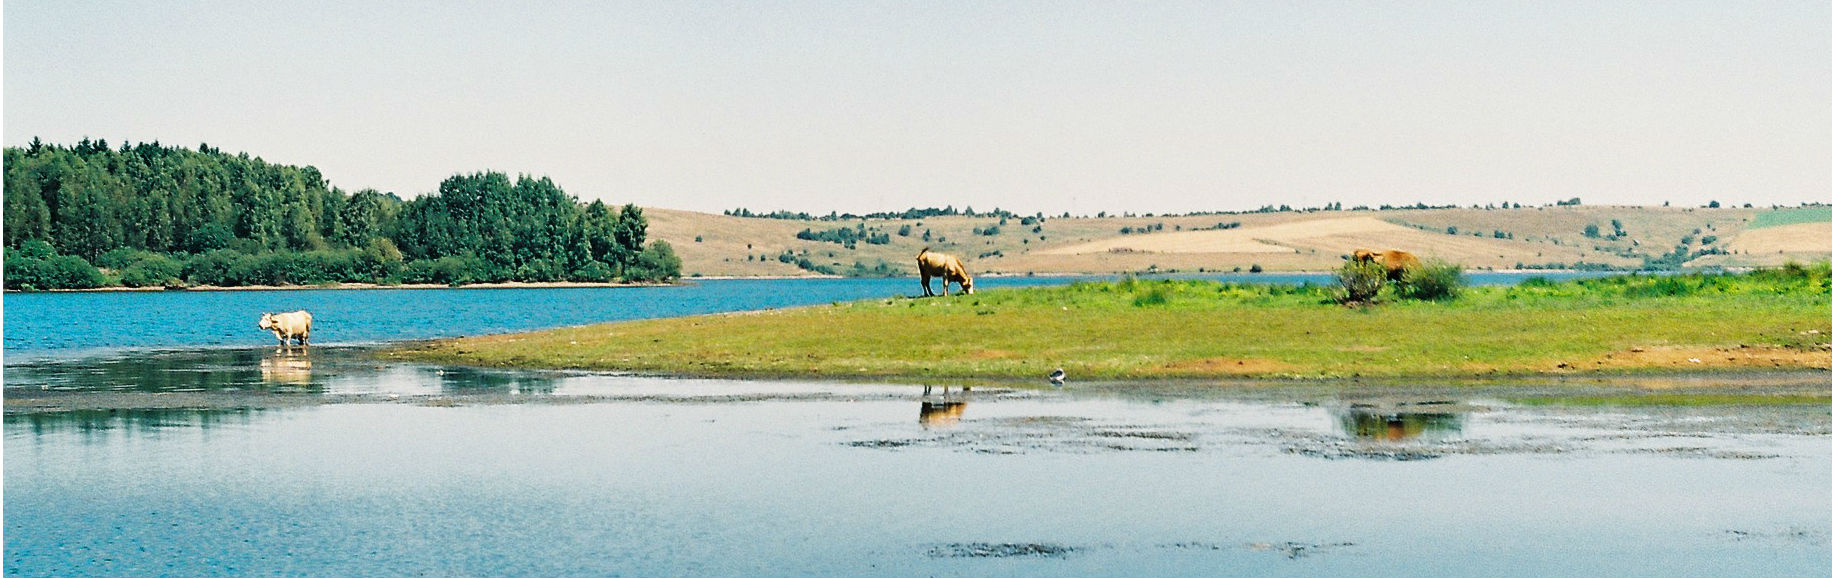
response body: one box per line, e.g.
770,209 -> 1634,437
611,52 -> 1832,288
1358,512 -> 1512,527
1048,368 -> 1066,386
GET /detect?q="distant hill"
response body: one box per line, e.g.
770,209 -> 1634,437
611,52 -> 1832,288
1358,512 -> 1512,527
645,205 -> 1832,277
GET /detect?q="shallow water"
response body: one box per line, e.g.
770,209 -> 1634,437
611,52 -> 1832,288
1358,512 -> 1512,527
7,349 -> 1831,577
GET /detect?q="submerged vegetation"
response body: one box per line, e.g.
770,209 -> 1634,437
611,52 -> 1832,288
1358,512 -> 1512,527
398,264 -> 1832,380
3,140 -> 679,290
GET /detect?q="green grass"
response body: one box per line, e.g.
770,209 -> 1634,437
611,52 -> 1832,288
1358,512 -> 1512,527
394,266 -> 1832,380
1749,207 -> 1832,229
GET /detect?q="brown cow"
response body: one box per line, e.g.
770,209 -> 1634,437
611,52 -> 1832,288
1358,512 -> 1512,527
916,248 -> 973,296
1350,249 -> 1422,282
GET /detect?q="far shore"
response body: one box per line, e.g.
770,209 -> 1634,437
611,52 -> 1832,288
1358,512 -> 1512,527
9,280 -> 674,293
4,267 -> 1690,294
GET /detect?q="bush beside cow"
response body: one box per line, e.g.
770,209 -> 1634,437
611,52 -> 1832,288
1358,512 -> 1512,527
258,310 -> 313,349
916,248 -> 973,297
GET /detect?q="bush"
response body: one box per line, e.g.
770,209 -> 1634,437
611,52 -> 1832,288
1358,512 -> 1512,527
4,255 -> 51,290
41,255 -> 108,289
1336,259 -> 1387,304
118,254 -> 184,287
624,240 -> 682,282
399,255 -> 488,285
571,261 -> 615,282
4,243 -> 107,290
96,248 -> 161,270
1132,285 -> 1171,307
1397,259 -> 1463,301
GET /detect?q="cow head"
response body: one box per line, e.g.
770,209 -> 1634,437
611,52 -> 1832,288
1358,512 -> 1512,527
961,278 -> 974,294
258,313 -> 275,330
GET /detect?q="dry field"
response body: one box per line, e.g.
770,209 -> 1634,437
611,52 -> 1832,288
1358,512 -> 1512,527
645,205 -> 1830,277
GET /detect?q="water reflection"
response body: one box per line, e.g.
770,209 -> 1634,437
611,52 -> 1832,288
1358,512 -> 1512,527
259,351 -> 314,385
918,385 -> 970,428
3,348 -> 325,393
5,407 -> 263,435
1335,405 -> 1465,441
429,366 -> 558,395
920,400 -> 968,428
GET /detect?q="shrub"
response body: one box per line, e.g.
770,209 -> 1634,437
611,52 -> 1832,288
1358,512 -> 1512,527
400,255 -> 488,285
182,250 -> 247,286
96,248 -> 160,270
1132,285 -> 1171,307
4,255 -> 51,290
41,255 -> 108,289
1397,259 -> 1463,301
118,254 -> 184,287
625,240 -> 682,282
1336,259 -> 1387,304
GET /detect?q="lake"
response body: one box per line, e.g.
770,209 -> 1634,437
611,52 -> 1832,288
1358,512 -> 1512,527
3,272 -> 1610,355
7,348 -> 1832,577
7,273 -> 1823,577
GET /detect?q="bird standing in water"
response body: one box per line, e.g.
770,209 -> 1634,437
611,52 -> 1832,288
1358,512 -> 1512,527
1048,368 -> 1066,386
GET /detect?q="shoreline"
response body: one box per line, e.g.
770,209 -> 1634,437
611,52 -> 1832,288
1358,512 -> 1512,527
7,280 -> 676,293
4,268 -> 1687,293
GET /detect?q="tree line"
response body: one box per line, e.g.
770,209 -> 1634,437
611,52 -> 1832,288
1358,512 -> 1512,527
4,139 -> 678,290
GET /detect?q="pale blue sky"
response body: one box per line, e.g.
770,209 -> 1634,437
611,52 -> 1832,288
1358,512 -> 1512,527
7,1 -> 1829,214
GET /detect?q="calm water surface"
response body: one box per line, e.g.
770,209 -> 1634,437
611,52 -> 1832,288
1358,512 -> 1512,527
6,349 -> 1831,577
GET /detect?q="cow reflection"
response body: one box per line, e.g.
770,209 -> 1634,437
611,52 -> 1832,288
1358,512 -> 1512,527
259,352 -> 313,385
919,385 -> 970,428
1337,406 -> 1463,441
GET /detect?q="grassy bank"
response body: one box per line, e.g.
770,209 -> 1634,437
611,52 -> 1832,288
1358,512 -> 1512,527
394,266 -> 1832,380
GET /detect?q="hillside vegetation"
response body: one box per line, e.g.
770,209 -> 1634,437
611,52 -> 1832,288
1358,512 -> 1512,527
648,203 -> 1832,277
3,140 -> 679,290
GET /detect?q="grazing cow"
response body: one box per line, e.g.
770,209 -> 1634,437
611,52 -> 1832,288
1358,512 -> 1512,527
258,310 -> 313,349
916,248 -> 974,296
1350,248 -> 1422,282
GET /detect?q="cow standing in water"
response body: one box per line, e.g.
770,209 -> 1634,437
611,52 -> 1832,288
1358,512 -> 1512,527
916,248 -> 974,296
259,310 -> 314,350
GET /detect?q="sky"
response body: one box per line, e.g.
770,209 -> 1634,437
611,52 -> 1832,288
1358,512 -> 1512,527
6,1 -> 1829,215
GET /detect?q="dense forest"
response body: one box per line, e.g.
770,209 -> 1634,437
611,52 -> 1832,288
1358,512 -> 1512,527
3,139 -> 679,290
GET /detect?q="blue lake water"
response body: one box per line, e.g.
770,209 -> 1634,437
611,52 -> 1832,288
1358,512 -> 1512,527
6,350 -> 1831,577
2,272 -> 1608,355
11,271 -> 1816,578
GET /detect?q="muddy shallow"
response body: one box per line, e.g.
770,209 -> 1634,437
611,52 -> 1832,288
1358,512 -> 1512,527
6,348 -> 1832,577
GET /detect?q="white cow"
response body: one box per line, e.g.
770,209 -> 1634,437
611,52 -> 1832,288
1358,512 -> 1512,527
258,310 -> 314,349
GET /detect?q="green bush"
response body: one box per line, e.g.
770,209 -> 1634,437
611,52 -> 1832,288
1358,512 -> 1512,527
118,254 -> 184,287
400,255 -> 488,285
4,255 -> 50,290
182,250 -> 247,286
1132,285 -> 1171,307
1397,259 -> 1464,301
40,255 -> 108,289
3,243 -> 107,290
96,248 -> 161,270
625,241 -> 682,282
1336,259 -> 1387,304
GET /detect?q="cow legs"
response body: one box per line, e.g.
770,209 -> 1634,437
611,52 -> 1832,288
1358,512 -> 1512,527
921,273 -> 935,297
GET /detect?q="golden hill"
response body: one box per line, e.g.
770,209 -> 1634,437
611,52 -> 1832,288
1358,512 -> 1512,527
643,205 -> 1830,277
